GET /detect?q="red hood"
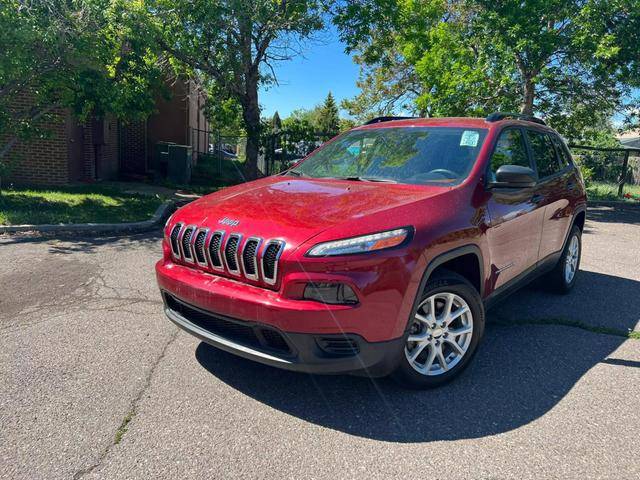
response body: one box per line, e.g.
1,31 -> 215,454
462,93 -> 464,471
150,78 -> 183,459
172,177 -> 447,246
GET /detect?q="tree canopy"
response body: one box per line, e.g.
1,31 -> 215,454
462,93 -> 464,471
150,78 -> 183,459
145,0 -> 325,178
334,0 -> 640,138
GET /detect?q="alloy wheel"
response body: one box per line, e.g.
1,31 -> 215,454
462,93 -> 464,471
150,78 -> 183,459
405,292 -> 474,376
564,235 -> 579,284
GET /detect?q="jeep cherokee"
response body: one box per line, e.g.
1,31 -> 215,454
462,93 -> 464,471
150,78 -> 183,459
156,113 -> 587,388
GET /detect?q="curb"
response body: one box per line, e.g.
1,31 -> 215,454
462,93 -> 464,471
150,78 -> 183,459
0,199 -> 186,236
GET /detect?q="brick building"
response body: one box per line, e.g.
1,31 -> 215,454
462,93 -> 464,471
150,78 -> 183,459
6,78 -> 209,185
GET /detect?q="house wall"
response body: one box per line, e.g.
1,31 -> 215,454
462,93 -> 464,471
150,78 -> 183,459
119,120 -> 147,176
147,80 -> 189,156
4,92 -> 70,185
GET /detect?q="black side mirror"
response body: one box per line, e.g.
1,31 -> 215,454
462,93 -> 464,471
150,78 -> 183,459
489,165 -> 537,188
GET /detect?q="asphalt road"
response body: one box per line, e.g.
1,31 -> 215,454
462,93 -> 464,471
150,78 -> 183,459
1,206 -> 639,479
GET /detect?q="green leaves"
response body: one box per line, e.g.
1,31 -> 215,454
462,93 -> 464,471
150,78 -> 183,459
334,0 -> 640,138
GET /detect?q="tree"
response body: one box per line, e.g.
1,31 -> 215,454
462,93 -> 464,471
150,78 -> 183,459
334,0 -> 640,136
0,0 -> 164,189
317,91 -> 340,137
147,0 -> 324,179
271,111 -> 282,133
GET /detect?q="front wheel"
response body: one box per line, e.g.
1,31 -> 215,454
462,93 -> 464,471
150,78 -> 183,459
392,271 -> 485,389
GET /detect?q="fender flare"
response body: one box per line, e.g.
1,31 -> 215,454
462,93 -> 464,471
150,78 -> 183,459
403,245 -> 484,335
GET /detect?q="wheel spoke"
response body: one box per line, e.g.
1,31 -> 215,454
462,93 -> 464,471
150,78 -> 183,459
442,293 -> 454,321
445,337 -> 465,356
446,306 -> 469,325
423,344 -> 436,372
408,342 -> 428,362
449,325 -> 472,337
407,332 -> 427,343
414,313 -> 433,325
436,346 -> 448,371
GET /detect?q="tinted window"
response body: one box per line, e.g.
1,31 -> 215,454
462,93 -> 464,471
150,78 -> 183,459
488,129 -> 529,181
528,131 -> 561,178
550,135 -> 572,168
295,127 -> 488,185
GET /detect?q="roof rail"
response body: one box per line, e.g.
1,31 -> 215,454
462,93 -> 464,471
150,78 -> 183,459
486,112 -> 546,125
363,116 -> 418,125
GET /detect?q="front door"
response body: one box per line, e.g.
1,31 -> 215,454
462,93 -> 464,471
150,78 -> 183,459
485,127 -> 545,291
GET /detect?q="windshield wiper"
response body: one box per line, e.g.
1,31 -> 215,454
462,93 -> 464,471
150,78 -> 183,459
336,176 -> 398,183
286,169 -> 305,177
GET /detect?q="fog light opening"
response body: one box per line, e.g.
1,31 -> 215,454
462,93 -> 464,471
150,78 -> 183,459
303,282 -> 359,305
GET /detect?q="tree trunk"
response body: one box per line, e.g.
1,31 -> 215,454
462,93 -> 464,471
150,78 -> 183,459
241,80 -> 260,180
521,78 -> 535,115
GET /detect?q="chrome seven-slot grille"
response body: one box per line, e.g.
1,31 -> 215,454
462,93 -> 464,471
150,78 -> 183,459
169,223 -> 285,286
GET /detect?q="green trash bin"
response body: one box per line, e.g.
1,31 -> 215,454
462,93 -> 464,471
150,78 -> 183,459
152,141 -> 175,181
167,144 -> 193,184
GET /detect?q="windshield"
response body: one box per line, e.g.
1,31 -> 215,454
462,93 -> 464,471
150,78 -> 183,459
291,127 -> 488,185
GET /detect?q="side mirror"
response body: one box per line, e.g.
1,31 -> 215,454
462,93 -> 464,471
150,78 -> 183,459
489,165 -> 536,188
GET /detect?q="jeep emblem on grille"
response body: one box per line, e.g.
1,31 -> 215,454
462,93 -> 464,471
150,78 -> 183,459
218,217 -> 240,227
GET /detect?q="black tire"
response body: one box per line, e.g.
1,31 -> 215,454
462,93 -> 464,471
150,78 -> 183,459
545,225 -> 582,294
392,270 -> 485,389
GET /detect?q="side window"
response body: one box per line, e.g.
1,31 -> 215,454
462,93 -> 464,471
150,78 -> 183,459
488,129 -> 529,181
550,135 -> 572,168
528,130 -> 562,178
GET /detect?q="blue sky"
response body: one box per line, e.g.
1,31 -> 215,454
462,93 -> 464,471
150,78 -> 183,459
259,26 -> 360,118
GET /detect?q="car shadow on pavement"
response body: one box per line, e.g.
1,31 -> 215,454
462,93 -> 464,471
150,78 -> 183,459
195,270 -> 638,443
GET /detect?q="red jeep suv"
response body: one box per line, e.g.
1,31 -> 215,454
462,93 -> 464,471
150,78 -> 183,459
156,113 -> 587,388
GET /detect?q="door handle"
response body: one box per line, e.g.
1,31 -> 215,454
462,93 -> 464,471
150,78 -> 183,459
531,194 -> 544,204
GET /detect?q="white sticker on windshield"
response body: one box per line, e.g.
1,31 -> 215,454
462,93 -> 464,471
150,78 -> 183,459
460,130 -> 480,147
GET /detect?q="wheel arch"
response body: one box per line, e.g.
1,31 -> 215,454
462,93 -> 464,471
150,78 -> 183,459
422,245 -> 484,296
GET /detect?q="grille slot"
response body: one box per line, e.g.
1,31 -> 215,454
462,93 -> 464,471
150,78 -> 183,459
242,238 -> 260,279
180,226 -> 195,262
262,241 -> 284,284
164,293 -> 291,355
208,231 -> 224,269
169,224 -> 182,258
224,234 -> 241,273
193,230 -> 208,266
317,337 -> 360,357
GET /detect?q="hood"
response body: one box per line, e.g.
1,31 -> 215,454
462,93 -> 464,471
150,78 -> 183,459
173,177 -> 447,246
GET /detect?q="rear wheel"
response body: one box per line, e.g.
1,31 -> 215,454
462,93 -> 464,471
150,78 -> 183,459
545,225 -> 582,294
392,271 -> 485,389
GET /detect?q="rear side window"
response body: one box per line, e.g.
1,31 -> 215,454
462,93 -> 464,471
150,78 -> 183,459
488,129 -> 529,181
550,135 -> 572,168
528,130 -> 562,178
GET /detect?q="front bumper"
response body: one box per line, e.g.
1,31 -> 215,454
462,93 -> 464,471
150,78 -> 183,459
162,292 -> 404,376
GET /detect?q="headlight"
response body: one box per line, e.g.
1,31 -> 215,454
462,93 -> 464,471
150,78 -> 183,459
306,227 -> 411,257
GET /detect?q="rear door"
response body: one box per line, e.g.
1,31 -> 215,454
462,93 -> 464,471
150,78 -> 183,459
525,130 -> 574,261
485,127 -> 545,290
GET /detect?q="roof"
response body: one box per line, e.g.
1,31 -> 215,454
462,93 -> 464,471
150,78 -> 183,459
355,116 -> 553,131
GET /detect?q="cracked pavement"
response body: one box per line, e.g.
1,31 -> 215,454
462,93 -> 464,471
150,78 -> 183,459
1,206 -> 639,479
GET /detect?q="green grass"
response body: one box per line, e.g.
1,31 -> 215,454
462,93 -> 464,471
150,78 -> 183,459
0,184 -> 164,225
114,410 -> 134,445
586,181 -> 640,202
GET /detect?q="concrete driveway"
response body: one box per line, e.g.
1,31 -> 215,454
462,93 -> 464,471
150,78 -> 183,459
1,206 -> 638,479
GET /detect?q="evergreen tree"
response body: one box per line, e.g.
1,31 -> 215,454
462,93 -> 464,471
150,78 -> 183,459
317,92 -> 340,138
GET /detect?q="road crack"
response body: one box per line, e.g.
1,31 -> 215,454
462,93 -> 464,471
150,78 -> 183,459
73,327 -> 180,479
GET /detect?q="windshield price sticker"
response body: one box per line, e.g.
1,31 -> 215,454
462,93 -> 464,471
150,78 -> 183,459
460,130 -> 480,147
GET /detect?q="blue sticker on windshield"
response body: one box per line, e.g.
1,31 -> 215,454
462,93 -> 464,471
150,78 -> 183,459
347,145 -> 361,155
460,130 -> 480,147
